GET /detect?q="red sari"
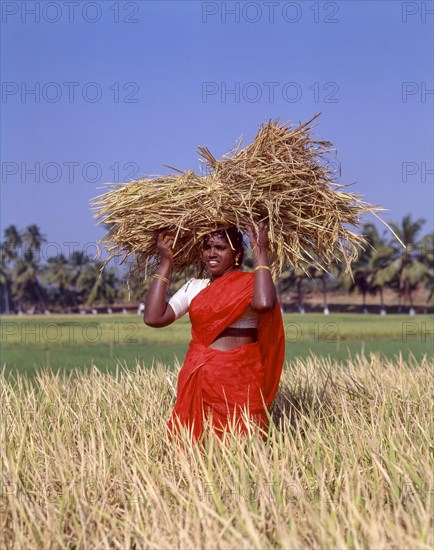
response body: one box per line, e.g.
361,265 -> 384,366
167,270 -> 285,442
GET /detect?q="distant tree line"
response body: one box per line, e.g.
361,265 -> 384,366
0,215 -> 432,314
276,216 -> 433,313
0,224 -> 119,314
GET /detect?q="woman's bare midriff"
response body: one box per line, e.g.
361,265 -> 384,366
208,328 -> 258,351
208,335 -> 256,351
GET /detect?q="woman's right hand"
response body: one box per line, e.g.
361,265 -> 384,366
156,231 -> 174,262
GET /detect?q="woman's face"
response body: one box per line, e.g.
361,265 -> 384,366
202,234 -> 235,278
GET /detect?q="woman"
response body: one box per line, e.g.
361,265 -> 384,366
143,222 -> 285,442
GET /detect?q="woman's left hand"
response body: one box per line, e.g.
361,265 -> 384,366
247,221 -> 269,251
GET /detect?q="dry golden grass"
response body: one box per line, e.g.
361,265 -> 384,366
1,354 -> 433,549
92,114 -> 389,278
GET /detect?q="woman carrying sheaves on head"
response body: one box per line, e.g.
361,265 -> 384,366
143,222 -> 285,443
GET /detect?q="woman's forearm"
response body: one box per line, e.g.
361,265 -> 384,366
251,248 -> 276,311
143,258 -> 172,323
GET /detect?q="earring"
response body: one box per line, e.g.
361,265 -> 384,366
235,256 -> 240,267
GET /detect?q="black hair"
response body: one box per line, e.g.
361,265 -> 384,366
203,226 -> 245,268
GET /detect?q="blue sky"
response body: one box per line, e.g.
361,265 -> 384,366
1,0 -> 433,260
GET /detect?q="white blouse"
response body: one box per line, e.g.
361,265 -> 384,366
167,278 -> 258,328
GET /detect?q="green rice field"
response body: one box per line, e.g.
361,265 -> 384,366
1,313 -> 432,378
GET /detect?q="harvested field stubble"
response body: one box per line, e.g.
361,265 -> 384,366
92,114 -> 390,278
1,354 -> 433,549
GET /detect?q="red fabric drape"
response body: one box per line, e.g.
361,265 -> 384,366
167,270 -> 285,442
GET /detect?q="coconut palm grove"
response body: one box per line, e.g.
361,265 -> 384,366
1,215 -> 432,315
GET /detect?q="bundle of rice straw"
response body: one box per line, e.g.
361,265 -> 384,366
91,113 -> 389,278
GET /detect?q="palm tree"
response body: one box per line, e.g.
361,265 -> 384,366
339,223 -> 388,311
70,250 -> 90,281
77,262 -> 119,306
22,224 -> 46,264
339,261 -> 371,310
3,225 -> 22,260
367,245 -> 396,312
1,226 -> 24,312
117,268 -> 153,303
385,215 -> 428,309
44,254 -> 75,310
389,215 -> 426,249
278,264 -> 308,312
305,257 -> 335,314
13,249 -> 46,310
0,245 -> 13,313
8,225 -> 46,311
415,232 -> 433,303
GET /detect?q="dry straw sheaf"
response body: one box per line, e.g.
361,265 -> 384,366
92,114 -> 386,278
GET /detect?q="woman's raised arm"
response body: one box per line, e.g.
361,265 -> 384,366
143,232 -> 176,327
247,222 -> 276,312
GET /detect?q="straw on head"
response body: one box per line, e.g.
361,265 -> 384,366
91,114 -> 385,279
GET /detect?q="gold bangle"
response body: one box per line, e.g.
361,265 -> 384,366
152,274 -> 169,284
254,265 -> 271,272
